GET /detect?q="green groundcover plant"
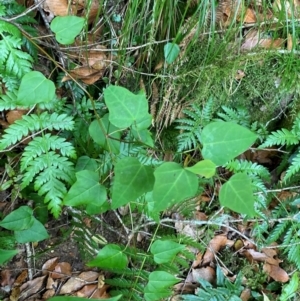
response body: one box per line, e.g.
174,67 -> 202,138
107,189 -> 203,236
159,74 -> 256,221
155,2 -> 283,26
1,2 -> 300,300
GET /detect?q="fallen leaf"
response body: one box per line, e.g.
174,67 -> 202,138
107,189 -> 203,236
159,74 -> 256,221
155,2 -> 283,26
51,262 -> 72,279
240,288 -> 251,301
191,267 -> 215,284
62,66 -> 104,85
202,235 -> 228,266
60,271 -> 99,294
76,283 -> 97,297
6,110 -> 28,124
263,263 -> 289,283
43,0 -> 77,17
42,257 -> 59,275
19,276 -> 46,301
243,8 -> 256,23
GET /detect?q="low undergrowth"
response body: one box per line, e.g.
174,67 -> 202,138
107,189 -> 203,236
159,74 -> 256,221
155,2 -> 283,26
1,1 -> 300,301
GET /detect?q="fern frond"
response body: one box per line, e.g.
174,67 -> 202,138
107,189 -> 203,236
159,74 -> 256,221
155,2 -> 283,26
287,242 -> 300,270
0,19 -> 21,38
225,159 -> 270,181
267,222 -> 290,244
21,134 -> 77,169
284,151 -> 300,181
21,151 -> 75,217
0,89 -> 19,110
202,96 -> 215,123
259,128 -> 299,148
216,105 -> 250,128
0,112 -> 74,150
176,100 -> 217,152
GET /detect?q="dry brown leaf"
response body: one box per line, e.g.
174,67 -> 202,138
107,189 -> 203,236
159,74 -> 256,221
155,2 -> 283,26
263,263 -> 289,283
240,288 -> 251,301
202,235 -> 228,265
19,276 -> 46,301
0,269 -> 13,286
194,211 -> 208,221
246,249 -> 279,265
91,284 -> 110,299
51,262 -> 72,279
45,276 -> 56,290
192,253 -> 203,268
42,288 -> 55,299
173,282 -> 199,294
43,0 -> 77,17
191,267 -> 215,284
243,8 -> 256,23
60,271 -> 99,295
76,283 -> 97,297
62,66 -> 104,85
42,257 -> 59,275
6,110 -> 27,124
259,38 -> 284,49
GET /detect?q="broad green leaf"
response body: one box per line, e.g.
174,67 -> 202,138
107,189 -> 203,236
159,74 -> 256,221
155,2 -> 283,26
48,296 -> 122,301
150,240 -> 185,264
104,85 -> 151,129
0,249 -> 18,264
144,271 -> 179,301
50,16 -> 85,45
219,173 -> 256,217
0,206 -> 34,231
87,244 -> 128,269
202,122 -> 257,166
63,170 -> 107,209
112,157 -> 154,209
89,114 -> 121,154
14,218 -> 49,243
164,43 -> 180,64
17,71 -> 55,106
152,162 -> 198,212
185,160 -> 216,178
75,156 -> 98,172
132,127 -> 154,147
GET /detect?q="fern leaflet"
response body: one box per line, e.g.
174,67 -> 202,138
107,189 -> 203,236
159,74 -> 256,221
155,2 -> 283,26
0,112 -> 74,150
225,159 -> 270,181
21,151 -> 75,217
284,151 -> 300,181
259,128 -> 299,148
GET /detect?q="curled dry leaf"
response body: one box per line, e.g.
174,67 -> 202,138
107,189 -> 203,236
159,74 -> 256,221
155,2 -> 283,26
192,252 -> 203,268
51,262 -> 72,279
42,257 -> 59,275
62,66 -> 105,85
263,262 -> 289,283
202,235 -> 228,266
